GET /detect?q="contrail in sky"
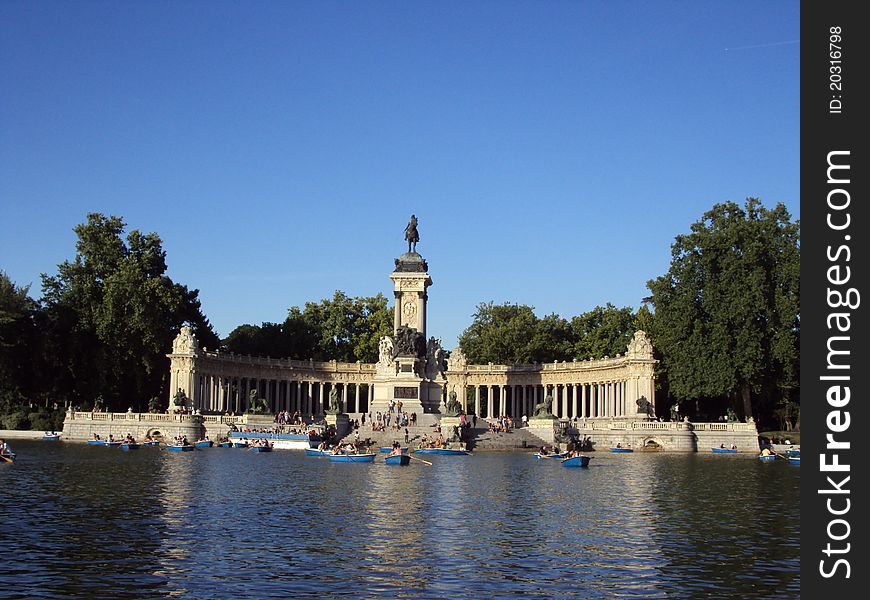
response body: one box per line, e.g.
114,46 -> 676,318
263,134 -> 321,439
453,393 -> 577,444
724,39 -> 800,51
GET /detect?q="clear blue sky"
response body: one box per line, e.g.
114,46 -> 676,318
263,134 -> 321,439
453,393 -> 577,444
1,1 -> 799,350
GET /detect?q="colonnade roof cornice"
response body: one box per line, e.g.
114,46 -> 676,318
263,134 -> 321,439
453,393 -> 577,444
453,356 -> 655,375
191,351 -> 377,373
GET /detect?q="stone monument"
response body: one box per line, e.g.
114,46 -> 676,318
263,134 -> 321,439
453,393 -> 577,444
527,393 -> 558,443
324,385 -> 350,437
371,215 -> 443,416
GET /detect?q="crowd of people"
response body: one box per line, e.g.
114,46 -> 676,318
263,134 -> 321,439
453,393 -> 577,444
273,410 -> 305,427
366,401 -> 416,432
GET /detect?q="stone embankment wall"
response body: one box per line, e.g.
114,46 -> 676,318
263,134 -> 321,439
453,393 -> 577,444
62,412 -> 203,441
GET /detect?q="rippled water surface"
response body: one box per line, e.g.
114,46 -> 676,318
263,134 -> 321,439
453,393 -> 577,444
1,441 -> 799,598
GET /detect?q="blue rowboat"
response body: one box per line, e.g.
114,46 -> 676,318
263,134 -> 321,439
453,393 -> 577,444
329,453 -> 376,463
711,447 -> 737,453
166,445 -> 194,452
305,448 -> 333,457
561,455 -> 592,468
232,441 -> 248,448
379,447 -> 409,453
250,445 -> 273,453
42,434 -> 61,441
119,443 -> 140,451
758,454 -> 777,461
104,441 -> 123,447
195,440 -> 213,448
610,447 -> 634,453
1,452 -> 16,463
788,456 -> 800,465
414,448 -> 469,455
785,449 -> 800,457
87,440 -> 105,445
385,454 -> 411,466
217,442 -> 233,448
142,441 -> 160,447
534,452 -> 568,459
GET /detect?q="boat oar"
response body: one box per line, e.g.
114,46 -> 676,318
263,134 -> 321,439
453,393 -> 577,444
0,453 -> 14,463
407,454 -> 433,466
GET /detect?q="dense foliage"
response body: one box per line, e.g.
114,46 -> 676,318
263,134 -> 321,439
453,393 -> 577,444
0,214 -> 219,420
458,302 -> 645,364
646,199 -> 800,428
224,291 -> 393,363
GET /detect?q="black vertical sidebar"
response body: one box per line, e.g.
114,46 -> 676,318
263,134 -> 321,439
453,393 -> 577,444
801,2 -> 868,597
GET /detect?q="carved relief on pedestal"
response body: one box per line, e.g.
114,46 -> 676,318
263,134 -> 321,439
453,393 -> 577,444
626,330 -> 654,359
376,336 -> 397,376
424,336 -> 448,380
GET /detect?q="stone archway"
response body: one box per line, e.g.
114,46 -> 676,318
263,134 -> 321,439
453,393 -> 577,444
642,437 -> 663,450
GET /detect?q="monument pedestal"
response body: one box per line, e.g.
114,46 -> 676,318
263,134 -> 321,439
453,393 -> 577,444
528,417 -> 557,444
325,413 -> 350,438
439,416 -> 463,443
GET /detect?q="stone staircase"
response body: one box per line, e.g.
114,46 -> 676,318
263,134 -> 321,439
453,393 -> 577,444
466,422 -> 549,451
336,417 -> 548,452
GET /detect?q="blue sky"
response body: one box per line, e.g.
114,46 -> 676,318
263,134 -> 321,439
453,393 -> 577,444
0,1 -> 799,350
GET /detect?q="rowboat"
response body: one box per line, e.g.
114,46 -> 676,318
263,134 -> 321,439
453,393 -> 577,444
228,430 -> 323,450
534,452 -> 568,459
42,434 -> 61,441
785,449 -> 800,457
250,445 -> 273,453
232,441 -> 249,448
0,452 -> 16,463
120,443 -> 140,451
385,454 -> 411,466
379,447 -> 408,453
329,453 -> 376,463
142,441 -> 160,447
104,441 -> 123,447
610,447 -> 634,453
711,447 -> 737,453
195,440 -> 214,448
561,455 -> 592,468
304,448 -> 334,457
217,442 -> 233,448
166,445 -> 194,452
414,448 -> 469,455
87,440 -> 105,445
758,454 -> 777,461
788,456 -> 801,465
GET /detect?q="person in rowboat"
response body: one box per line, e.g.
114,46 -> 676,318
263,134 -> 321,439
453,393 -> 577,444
388,442 -> 403,457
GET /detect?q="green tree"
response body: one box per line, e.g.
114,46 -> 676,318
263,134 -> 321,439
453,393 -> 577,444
223,291 -> 392,363
0,272 -> 39,417
40,213 -> 219,411
458,302 -> 542,364
646,199 -> 800,424
570,303 -> 636,359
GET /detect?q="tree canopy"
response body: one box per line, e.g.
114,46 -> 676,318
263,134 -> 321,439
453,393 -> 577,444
37,213 -> 219,412
458,301 -> 645,364
223,291 -> 392,363
646,198 -> 800,425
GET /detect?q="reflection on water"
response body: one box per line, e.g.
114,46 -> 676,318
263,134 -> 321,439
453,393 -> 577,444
1,442 -> 799,598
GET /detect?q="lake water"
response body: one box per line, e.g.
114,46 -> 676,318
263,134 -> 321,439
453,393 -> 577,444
1,441 -> 799,598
